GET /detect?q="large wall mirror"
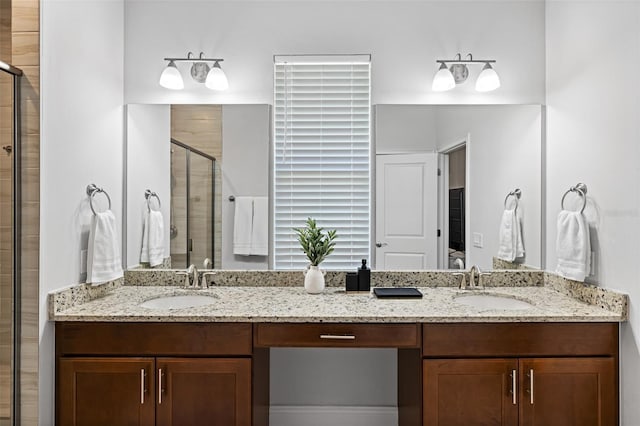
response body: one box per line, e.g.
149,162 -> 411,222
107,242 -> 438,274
125,103 -> 543,271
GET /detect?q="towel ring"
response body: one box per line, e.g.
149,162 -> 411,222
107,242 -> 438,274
145,189 -> 162,212
561,183 -> 588,213
504,188 -> 521,209
86,184 -> 112,216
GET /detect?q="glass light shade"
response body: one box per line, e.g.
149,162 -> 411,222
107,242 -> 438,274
432,63 -> 455,92
205,63 -> 229,91
159,61 -> 184,90
475,63 -> 501,92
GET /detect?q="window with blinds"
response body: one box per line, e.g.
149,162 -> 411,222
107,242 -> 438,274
273,57 -> 371,270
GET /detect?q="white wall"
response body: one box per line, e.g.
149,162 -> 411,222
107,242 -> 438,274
375,105 -> 437,154
40,0 -> 124,423
221,104 -> 271,269
435,105 -> 542,269
545,2 -> 640,423
125,104 -> 171,268
124,0 -> 545,105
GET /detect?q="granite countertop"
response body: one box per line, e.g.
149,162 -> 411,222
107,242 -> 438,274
49,284 -> 626,323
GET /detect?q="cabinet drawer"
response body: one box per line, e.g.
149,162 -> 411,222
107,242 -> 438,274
254,323 -> 420,348
56,322 -> 252,356
422,323 -> 618,357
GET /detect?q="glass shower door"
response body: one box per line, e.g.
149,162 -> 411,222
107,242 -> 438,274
0,61 -> 20,426
170,139 -> 215,268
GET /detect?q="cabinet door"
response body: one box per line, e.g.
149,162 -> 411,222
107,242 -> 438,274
58,357 -> 155,426
156,358 -> 251,426
519,357 -> 617,426
423,358 -> 518,426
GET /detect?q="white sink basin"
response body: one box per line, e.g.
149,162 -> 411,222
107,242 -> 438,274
139,295 -> 217,310
455,294 -> 534,310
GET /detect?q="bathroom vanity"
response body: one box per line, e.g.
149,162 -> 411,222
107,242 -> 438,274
51,279 -> 625,426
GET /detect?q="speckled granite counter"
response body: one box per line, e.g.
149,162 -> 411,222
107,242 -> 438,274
49,284 -> 626,323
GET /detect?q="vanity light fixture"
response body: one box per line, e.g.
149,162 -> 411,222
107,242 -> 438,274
432,53 -> 500,92
159,52 -> 228,91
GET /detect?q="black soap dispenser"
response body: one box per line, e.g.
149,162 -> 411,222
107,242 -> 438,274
357,259 -> 370,291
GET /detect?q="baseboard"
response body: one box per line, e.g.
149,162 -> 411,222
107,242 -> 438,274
269,405 -> 398,426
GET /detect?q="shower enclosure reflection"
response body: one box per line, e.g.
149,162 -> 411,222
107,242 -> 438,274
170,139 -> 215,268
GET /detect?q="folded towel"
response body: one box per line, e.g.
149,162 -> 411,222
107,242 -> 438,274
556,210 -> 591,282
233,197 -> 253,255
87,210 -> 123,285
497,208 -> 525,261
251,197 -> 268,256
141,210 -> 165,267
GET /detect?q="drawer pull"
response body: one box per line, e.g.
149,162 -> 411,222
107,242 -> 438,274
510,369 -> 516,405
319,334 -> 356,340
158,368 -> 163,404
140,369 -> 146,404
529,369 -> 534,404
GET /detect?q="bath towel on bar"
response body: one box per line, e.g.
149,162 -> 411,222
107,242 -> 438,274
141,210 -> 165,267
87,210 -> 123,285
496,208 -> 524,262
233,197 -> 253,255
556,210 -> 591,282
251,197 -> 269,256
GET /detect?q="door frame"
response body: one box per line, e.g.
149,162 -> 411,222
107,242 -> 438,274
437,134 -> 470,269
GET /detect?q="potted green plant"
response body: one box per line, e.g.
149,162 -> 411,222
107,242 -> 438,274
293,217 -> 338,293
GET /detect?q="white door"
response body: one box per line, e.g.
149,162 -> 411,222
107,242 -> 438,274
375,153 -> 439,269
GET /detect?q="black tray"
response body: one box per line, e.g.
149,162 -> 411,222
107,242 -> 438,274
373,287 -> 423,298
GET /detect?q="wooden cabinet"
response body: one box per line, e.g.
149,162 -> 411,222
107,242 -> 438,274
156,358 -> 251,426
422,324 -> 618,426
423,357 -> 616,426
58,357 -> 251,426
58,358 -> 155,426
56,323 -> 257,426
519,357 -> 616,426
423,358 -> 518,426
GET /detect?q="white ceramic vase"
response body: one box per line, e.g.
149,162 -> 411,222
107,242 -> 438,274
304,265 -> 325,294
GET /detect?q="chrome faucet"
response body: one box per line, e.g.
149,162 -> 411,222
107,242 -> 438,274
176,264 -> 198,287
468,265 -> 490,289
200,271 -> 217,288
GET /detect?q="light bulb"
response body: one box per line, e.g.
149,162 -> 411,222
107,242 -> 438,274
159,61 -> 184,90
205,62 -> 229,91
475,63 -> 500,92
432,63 -> 455,92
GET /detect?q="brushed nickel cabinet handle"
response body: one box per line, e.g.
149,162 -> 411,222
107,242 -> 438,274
510,369 -> 517,405
140,369 -> 145,404
158,368 -> 163,404
529,369 -> 534,404
319,334 -> 356,340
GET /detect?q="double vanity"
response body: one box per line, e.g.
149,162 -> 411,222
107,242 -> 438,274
50,269 -> 626,426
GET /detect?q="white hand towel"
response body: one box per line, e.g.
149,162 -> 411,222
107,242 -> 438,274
497,208 -> 523,261
233,197 -> 253,255
87,210 -> 123,285
141,210 -> 165,267
556,210 -> 591,282
250,197 -> 268,256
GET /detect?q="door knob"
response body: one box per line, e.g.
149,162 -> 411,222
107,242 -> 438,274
375,242 -> 388,248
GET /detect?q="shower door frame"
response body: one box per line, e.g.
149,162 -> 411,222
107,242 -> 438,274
170,138 -> 216,268
1,59 -> 22,425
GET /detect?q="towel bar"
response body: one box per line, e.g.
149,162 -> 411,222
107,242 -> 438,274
86,184 -> 112,216
561,183 -> 587,213
145,189 -> 162,212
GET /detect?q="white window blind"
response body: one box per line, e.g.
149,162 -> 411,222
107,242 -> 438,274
273,58 -> 371,270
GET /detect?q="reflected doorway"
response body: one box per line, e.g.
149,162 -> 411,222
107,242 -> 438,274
439,140 -> 467,270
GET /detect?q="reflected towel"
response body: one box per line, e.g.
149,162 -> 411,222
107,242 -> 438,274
556,210 -> 591,282
233,197 -> 253,255
87,210 -> 123,285
497,208 -> 525,261
141,210 -> 165,267
251,197 -> 268,256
